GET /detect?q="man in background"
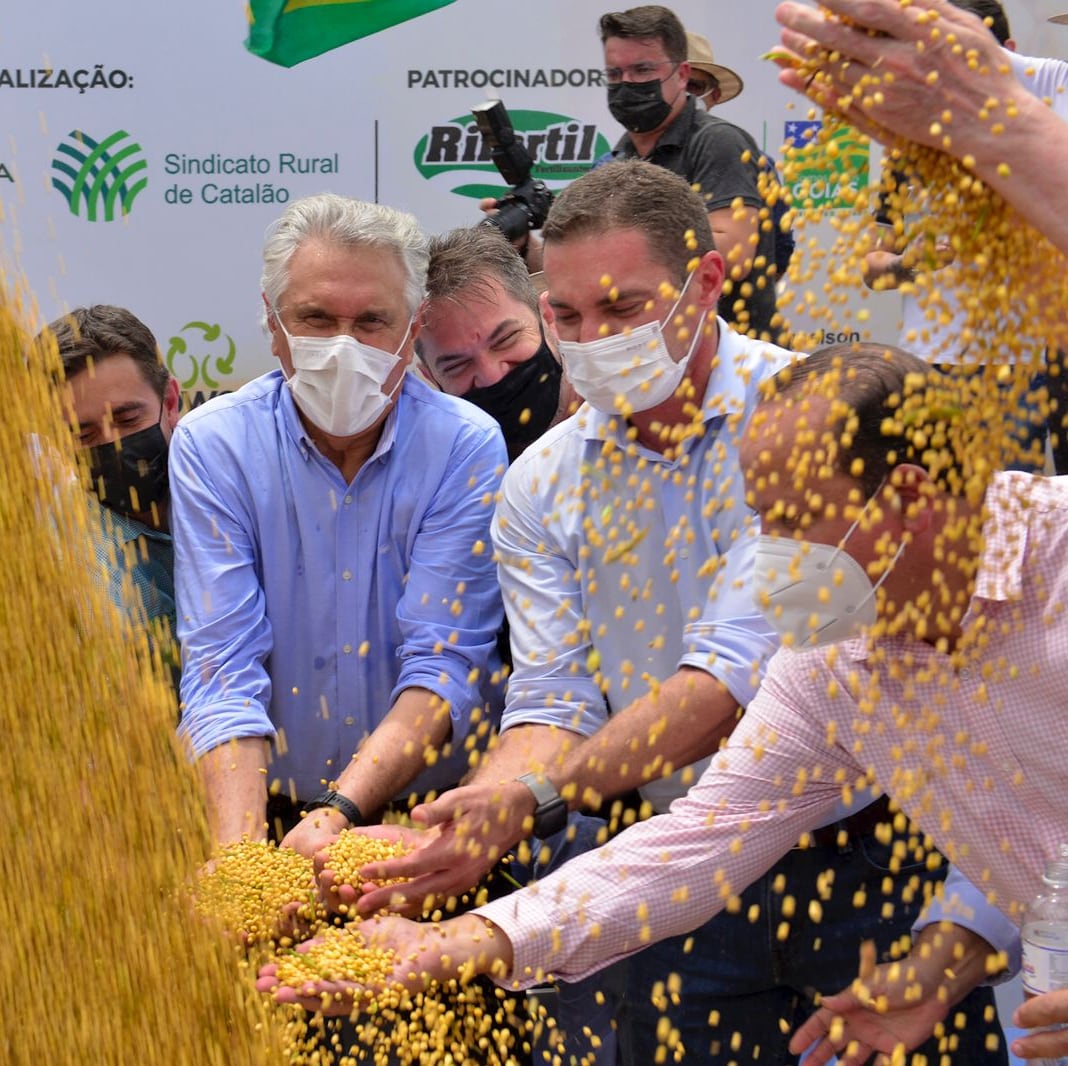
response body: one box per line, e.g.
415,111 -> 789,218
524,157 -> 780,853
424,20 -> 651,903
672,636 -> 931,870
683,29 -> 743,110
418,226 -> 576,461
49,304 -> 180,689
598,5 -> 784,341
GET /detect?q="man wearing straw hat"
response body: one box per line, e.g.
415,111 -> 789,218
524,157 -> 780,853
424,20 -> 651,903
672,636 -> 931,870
683,29 -> 743,110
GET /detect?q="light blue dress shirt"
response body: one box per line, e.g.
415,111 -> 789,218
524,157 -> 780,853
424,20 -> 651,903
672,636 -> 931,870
493,322 -> 791,812
914,864 -> 1023,981
171,370 -> 507,803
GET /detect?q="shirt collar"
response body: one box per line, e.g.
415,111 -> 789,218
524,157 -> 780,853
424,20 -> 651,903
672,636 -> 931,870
277,368 -> 404,464
94,498 -> 170,545
971,471 -> 1032,601
579,316 -> 749,447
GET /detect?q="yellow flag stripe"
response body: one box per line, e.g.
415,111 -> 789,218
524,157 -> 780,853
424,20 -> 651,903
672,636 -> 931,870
282,0 -> 372,13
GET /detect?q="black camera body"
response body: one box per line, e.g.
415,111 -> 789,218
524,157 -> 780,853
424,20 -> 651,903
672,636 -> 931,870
472,100 -> 554,243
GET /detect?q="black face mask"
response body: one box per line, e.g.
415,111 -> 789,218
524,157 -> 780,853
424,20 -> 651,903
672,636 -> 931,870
462,338 -> 562,461
87,421 -> 170,524
608,78 -> 673,134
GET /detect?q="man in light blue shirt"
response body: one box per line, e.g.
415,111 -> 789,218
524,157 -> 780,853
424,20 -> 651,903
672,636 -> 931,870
171,193 -> 507,858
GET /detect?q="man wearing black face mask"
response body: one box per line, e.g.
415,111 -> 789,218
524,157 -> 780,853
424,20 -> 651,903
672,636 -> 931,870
418,226 -> 577,462
48,304 -> 181,689
599,5 -> 785,342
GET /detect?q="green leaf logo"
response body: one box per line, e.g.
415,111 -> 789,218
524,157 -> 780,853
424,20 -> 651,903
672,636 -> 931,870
51,130 -> 148,222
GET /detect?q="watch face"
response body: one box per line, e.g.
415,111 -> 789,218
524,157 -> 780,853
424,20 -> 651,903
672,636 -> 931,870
534,797 -> 568,840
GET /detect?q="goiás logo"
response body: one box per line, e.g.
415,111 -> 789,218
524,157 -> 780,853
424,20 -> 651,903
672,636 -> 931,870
52,129 -> 148,222
414,110 -> 610,199
782,120 -> 869,212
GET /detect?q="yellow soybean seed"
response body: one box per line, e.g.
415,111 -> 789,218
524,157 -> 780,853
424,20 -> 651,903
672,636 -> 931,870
324,829 -> 413,890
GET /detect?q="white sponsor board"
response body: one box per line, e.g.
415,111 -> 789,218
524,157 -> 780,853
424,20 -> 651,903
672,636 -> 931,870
1,0 -> 1064,396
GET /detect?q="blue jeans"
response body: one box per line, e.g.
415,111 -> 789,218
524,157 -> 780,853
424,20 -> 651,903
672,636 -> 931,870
620,829 -> 1008,1065
1046,349 -> 1068,474
509,812 -> 626,1064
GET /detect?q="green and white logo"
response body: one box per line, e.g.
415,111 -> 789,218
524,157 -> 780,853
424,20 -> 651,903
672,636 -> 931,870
167,320 -> 238,411
414,110 -> 610,200
51,130 -> 148,221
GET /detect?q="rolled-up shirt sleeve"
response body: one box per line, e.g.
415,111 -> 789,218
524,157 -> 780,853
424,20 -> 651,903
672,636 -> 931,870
679,498 -> 778,708
493,462 -> 608,738
913,865 -> 1022,982
391,424 -> 507,738
171,423 -> 275,757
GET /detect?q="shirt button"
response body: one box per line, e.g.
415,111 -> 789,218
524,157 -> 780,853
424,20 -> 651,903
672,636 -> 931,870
342,643 -> 352,654
959,667 -> 972,681
344,494 -> 353,505
343,715 -> 355,726
342,569 -> 352,581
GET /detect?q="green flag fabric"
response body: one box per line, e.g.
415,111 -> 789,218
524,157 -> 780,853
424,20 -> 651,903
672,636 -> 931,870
246,0 -> 459,68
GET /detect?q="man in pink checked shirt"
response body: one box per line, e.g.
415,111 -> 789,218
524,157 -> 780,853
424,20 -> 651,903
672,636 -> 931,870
260,343 -> 1068,1064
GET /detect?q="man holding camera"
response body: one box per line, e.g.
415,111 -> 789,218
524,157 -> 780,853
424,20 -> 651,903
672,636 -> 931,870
597,5 -> 784,343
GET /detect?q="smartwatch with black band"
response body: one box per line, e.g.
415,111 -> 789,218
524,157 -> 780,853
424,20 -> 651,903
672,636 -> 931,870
516,772 -> 568,838
304,789 -> 367,827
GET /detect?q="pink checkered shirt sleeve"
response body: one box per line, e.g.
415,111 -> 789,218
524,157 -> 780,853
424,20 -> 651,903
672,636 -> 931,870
476,660 -> 858,986
477,472 -> 1068,986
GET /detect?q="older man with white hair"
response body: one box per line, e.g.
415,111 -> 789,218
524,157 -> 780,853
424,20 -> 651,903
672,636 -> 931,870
171,193 -> 507,859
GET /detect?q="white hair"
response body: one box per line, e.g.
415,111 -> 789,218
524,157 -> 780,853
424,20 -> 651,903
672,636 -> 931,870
261,193 -> 428,319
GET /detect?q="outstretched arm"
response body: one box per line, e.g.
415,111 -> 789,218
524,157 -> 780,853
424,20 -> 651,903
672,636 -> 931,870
788,924 -> 1001,1066
774,0 -> 1068,257
256,912 -> 514,1016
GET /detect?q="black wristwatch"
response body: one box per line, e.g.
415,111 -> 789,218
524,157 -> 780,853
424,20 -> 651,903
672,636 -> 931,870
516,772 -> 568,838
304,789 -> 366,827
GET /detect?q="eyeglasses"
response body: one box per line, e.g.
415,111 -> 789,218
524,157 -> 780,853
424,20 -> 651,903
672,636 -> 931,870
687,75 -> 720,97
603,60 -> 677,85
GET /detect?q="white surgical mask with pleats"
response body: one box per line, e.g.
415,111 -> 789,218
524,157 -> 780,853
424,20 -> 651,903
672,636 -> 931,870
753,491 -> 908,649
276,315 -> 411,437
558,269 -> 702,414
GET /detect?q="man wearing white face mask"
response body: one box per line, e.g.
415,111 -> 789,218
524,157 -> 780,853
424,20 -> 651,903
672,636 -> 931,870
335,164 -> 1000,1065
169,193 -> 508,863
261,343 -> 1031,1066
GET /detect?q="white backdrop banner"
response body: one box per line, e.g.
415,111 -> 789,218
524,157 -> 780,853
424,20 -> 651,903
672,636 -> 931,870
2,0 -> 1064,404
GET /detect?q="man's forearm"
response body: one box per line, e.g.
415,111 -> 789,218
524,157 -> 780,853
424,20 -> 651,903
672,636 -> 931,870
333,686 -> 454,818
199,736 -> 270,844
969,96 -> 1068,259
556,667 -> 740,811
906,922 -> 1001,1007
468,722 -> 581,786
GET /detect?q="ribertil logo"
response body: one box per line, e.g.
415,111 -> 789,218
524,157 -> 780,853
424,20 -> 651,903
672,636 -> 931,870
51,129 -> 148,221
415,109 -> 610,199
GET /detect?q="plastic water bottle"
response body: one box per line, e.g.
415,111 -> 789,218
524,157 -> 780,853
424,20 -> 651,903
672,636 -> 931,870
1021,844 -> 1068,1066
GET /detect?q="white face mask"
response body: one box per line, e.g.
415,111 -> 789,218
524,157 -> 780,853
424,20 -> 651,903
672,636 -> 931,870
753,492 -> 907,649
275,316 -> 411,437
557,269 -> 703,414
